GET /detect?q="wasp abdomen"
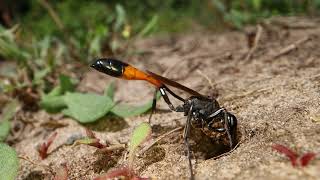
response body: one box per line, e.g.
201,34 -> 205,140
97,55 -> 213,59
90,58 -> 127,77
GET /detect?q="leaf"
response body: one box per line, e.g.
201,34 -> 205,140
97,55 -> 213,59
114,4 -> 126,31
38,132 -> 58,159
111,91 -> 160,118
129,122 -> 152,152
32,67 -> 51,85
1,99 -> 19,121
63,92 -> 114,123
104,82 -> 115,100
128,122 -> 152,170
0,100 -> 19,141
74,138 -> 98,145
40,75 -> 75,112
59,74 -> 75,93
210,0 -> 226,13
0,121 -> 10,142
94,167 -> 150,180
252,0 -> 262,11
111,103 -> 152,118
299,153 -> 316,167
0,143 -> 19,180
94,167 -> 131,180
138,15 -> 158,37
85,128 -> 97,139
73,129 -> 106,149
40,95 -> 66,113
272,144 -> 298,167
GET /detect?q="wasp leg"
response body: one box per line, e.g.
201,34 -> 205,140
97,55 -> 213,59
159,87 -> 183,112
208,108 -> 225,118
164,85 -> 185,102
223,110 -> 233,149
183,104 -> 195,180
207,108 -> 234,149
207,108 -> 226,132
148,89 -> 158,123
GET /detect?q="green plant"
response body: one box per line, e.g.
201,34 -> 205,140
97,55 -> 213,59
0,100 -> 19,141
94,122 -> 152,180
0,143 -> 19,180
127,122 -> 152,170
40,80 -> 160,123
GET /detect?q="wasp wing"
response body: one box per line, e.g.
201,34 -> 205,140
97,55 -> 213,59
146,70 -> 205,97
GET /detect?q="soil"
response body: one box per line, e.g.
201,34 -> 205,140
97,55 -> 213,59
12,16 -> 320,180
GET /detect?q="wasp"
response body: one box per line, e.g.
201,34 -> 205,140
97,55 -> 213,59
90,58 -> 238,179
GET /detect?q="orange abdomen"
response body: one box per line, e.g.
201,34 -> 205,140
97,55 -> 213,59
122,65 -> 163,88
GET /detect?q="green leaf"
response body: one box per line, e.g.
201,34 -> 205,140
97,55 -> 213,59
114,4 -> 126,31
63,92 -> 114,123
1,100 -> 19,121
32,67 -> 51,85
74,138 -> 99,145
0,121 -> 10,142
128,122 -> 152,169
0,100 -> 19,141
40,95 -> 66,113
252,0 -> 262,11
138,15 -> 158,37
46,86 -> 62,97
104,82 -> 115,100
59,74 -> 75,93
40,75 -> 75,112
110,91 -> 160,118
0,143 -> 19,180
211,0 -> 226,13
129,122 -> 152,152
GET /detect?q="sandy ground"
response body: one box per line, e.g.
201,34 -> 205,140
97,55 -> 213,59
13,17 -> 320,180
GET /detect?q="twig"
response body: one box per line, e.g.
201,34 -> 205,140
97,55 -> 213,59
272,36 -> 311,59
244,25 -> 263,62
95,144 -> 126,154
138,127 -> 183,156
196,69 -> 215,90
19,155 -> 53,173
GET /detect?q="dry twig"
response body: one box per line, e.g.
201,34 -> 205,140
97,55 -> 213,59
95,144 -> 126,154
196,69 -> 215,90
138,127 -> 183,156
272,36 -> 311,59
244,25 -> 263,62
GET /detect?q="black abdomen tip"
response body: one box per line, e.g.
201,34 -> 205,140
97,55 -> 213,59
90,58 -> 128,77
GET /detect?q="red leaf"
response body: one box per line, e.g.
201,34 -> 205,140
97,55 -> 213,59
86,128 -> 97,139
84,129 -> 106,149
53,163 -> 68,180
94,167 -> 150,180
299,153 -> 316,167
38,132 -> 58,159
88,140 -> 106,149
94,167 -> 131,180
272,144 -> 298,166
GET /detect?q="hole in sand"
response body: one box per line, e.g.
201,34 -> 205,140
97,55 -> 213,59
189,127 -> 241,159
